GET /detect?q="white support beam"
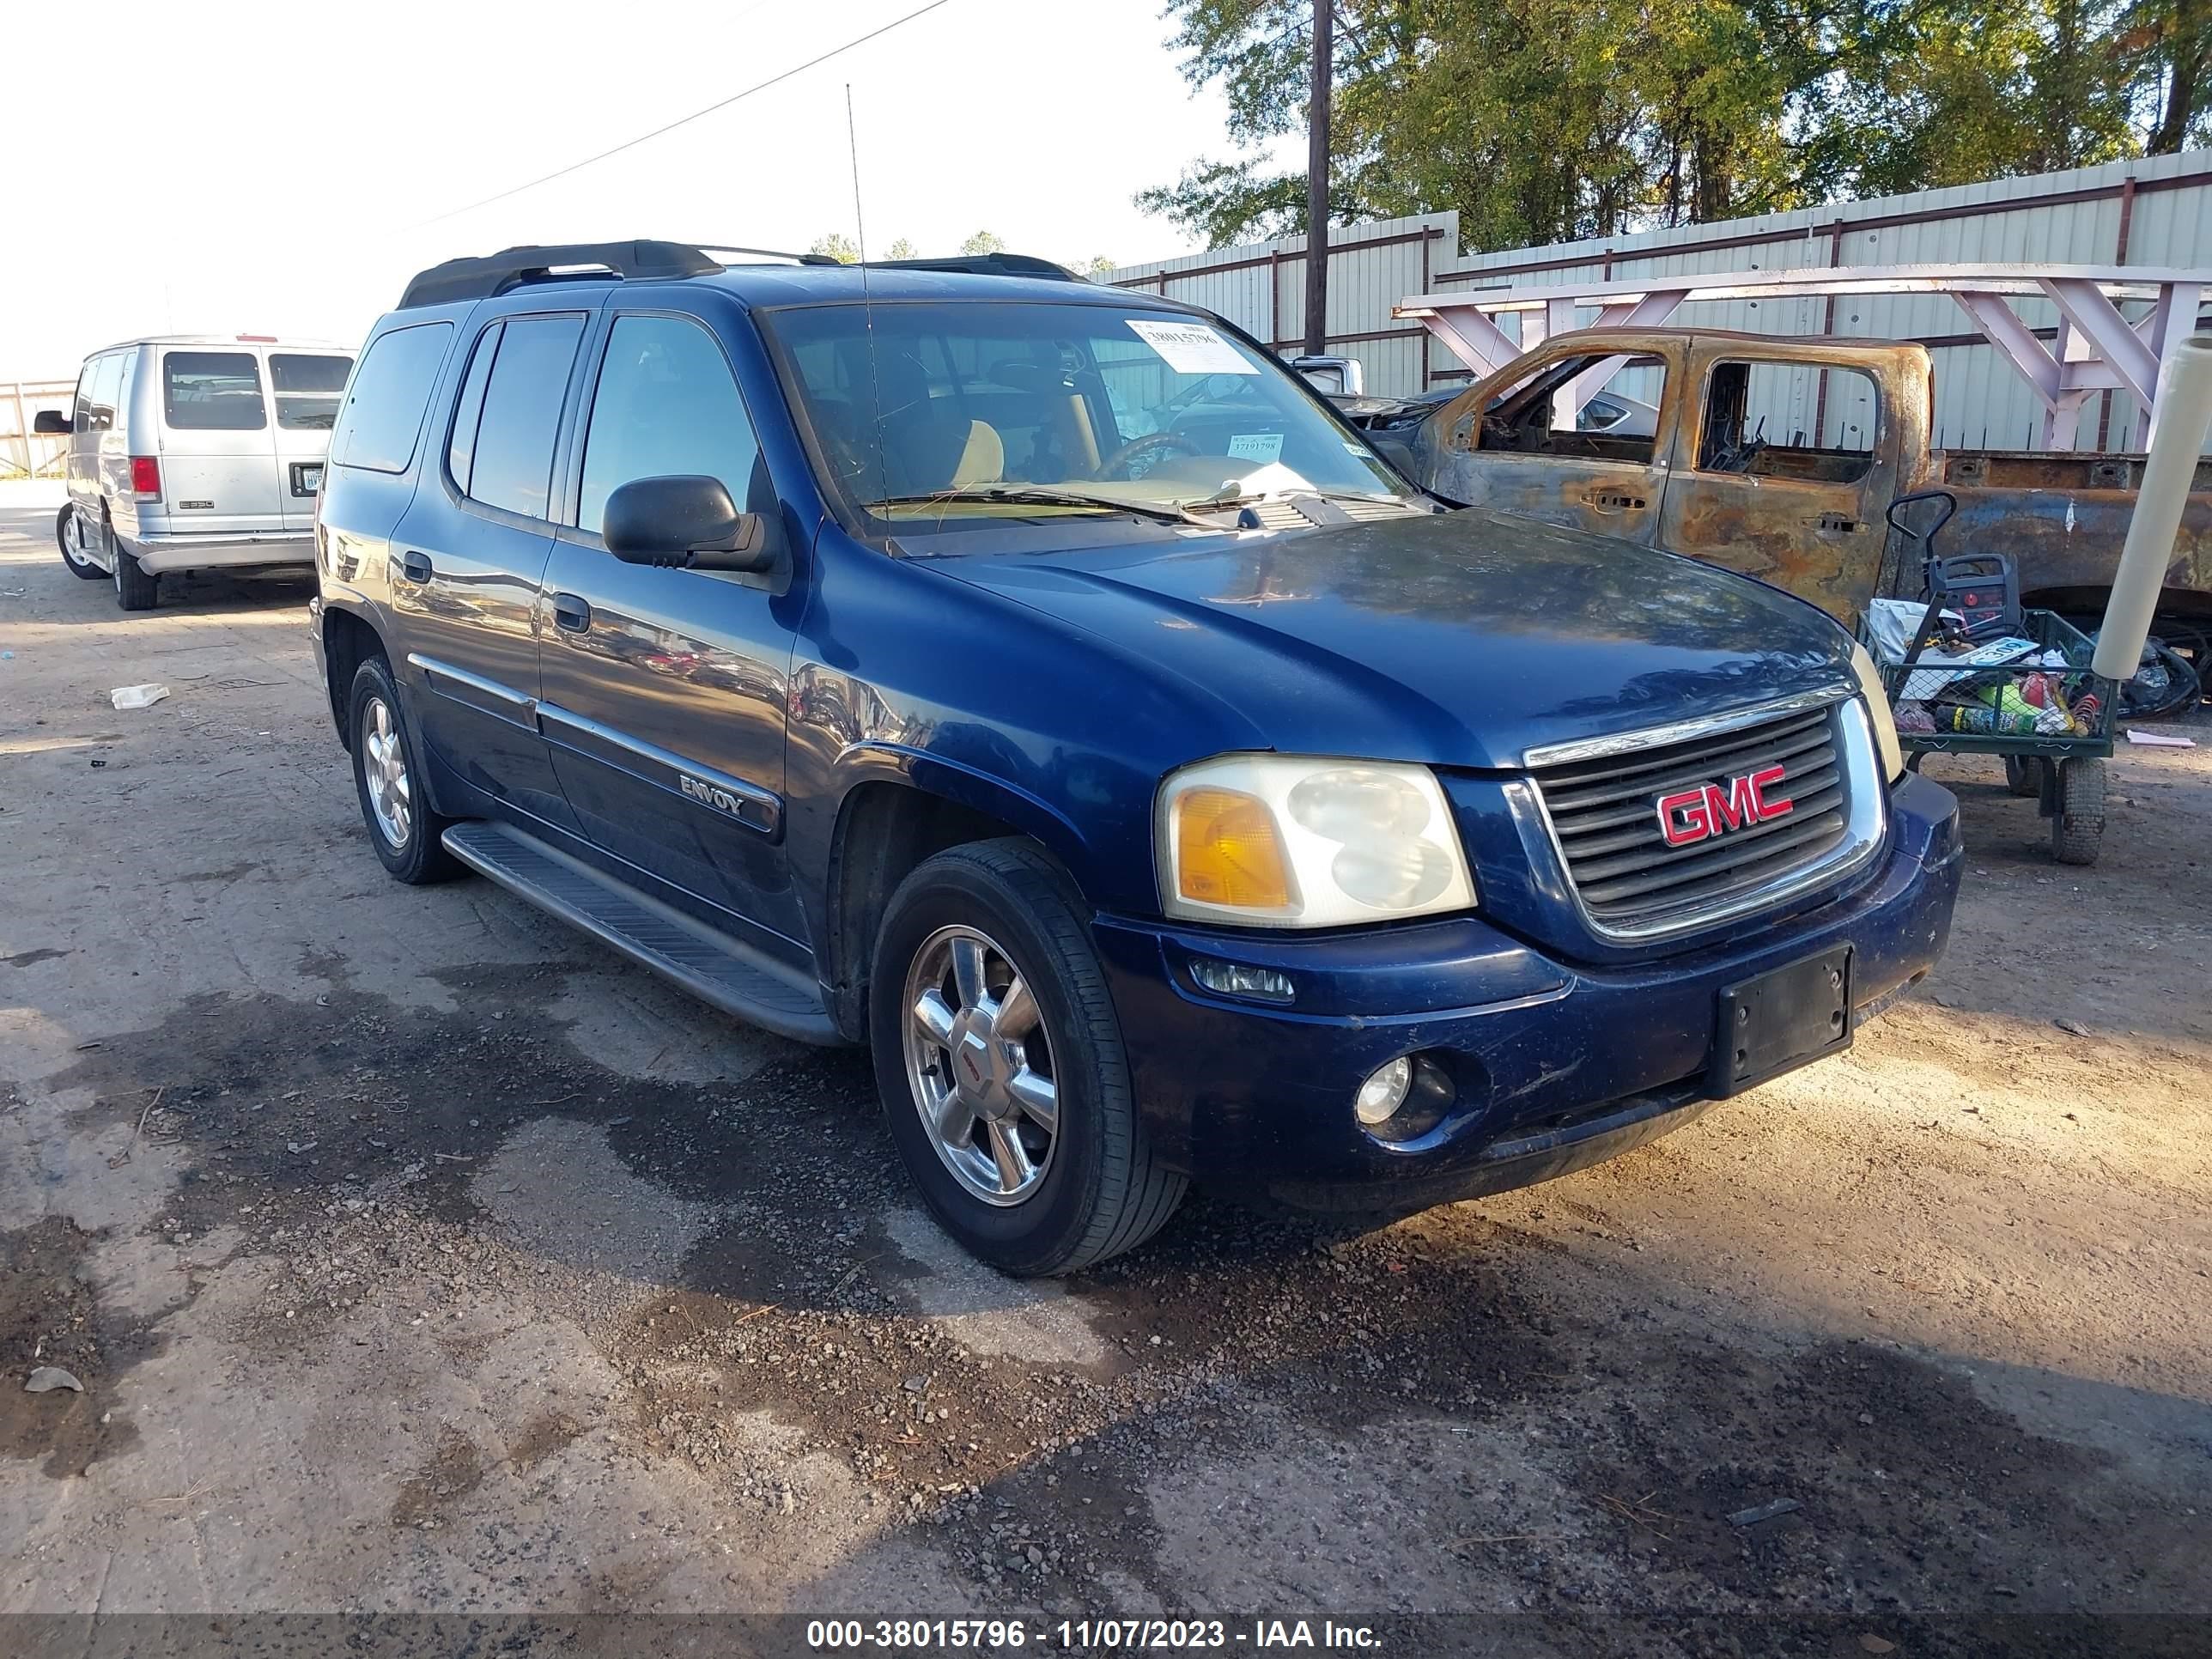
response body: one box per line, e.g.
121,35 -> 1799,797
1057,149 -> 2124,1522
1559,292 -> 1688,420
1951,290 -> 2063,404
1400,262 -> 2212,451
2039,276 -> 2159,408
1416,303 -> 1525,379
2142,282 -> 2202,449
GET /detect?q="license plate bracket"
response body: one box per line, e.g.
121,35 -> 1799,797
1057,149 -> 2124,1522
1711,945 -> 1853,1097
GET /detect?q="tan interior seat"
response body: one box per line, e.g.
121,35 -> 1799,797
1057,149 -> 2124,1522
951,419 -> 1004,488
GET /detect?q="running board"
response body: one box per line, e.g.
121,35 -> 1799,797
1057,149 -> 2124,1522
441,822 -> 840,1045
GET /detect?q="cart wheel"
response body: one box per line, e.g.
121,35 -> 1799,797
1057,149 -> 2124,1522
2004,755 -> 2043,797
2049,757 -> 2106,866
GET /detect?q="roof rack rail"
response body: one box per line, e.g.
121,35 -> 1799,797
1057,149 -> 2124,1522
865,252 -> 1085,283
397,239 -> 838,309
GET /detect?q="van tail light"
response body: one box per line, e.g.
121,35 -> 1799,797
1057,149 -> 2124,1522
129,456 -> 161,499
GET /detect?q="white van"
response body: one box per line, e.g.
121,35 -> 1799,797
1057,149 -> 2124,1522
37,335 -> 355,610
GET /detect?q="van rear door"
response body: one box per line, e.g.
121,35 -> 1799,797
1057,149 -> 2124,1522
268,350 -> 354,528
156,348 -> 282,533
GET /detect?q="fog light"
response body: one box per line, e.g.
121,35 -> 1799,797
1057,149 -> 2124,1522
1354,1057 -> 1413,1126
1189,958 -> 1294,1004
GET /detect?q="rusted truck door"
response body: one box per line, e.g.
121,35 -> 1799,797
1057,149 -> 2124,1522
1417,336 -> 1687,545
1655,340 -> 1926,620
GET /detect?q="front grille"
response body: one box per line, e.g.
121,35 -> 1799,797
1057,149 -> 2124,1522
1534,702 -> 1856,939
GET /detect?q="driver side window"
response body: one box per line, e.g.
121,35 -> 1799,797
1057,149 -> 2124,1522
578,314 -> 763,535
1477,352 -> 1667,466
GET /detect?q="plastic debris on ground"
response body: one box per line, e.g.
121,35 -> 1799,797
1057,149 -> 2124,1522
2125,728 -> 2197,747
110,684 -> 169,710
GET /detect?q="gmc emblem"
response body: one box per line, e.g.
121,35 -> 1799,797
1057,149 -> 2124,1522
1655,764 -> 1794,848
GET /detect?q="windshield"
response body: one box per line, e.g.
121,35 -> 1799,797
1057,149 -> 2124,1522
762,301 -> 1415,531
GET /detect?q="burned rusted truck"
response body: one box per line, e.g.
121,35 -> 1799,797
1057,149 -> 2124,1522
1395,266 -> 2212,662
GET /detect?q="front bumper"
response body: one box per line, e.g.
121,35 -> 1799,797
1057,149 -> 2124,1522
125,528 -> 313,574
1091,771 -> 1962,1212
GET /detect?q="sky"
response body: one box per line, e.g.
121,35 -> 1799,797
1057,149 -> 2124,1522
0,0 -> 1288,377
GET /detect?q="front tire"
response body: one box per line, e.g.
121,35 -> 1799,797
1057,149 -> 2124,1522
348,656 -> 461,884
869,840 -> 1185,1276
57,506 -> 105,580
2003,755 -> 2042,798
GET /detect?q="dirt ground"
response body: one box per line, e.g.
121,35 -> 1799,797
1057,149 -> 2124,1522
1,483 -> 2206,1656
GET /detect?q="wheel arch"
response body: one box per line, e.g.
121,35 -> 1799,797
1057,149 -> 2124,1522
816,758 -> 1095,1042
320,604 -> 389,750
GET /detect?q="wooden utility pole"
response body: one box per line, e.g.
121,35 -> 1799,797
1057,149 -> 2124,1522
1304,0 -> 1332,357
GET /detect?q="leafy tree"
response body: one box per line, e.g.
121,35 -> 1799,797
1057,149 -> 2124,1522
960,229 -> 1008,254
1084,255 -> 1118,277
886,237 -> 919,258
1141,0 -> 2197,252
810,233 -> 860,264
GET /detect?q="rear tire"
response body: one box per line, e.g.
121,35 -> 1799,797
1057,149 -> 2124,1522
57,506 -> 105,580
111,528 -> 159,611
2049,757 -> 2106,866
869,839 -> 1185,1276
2003,755 -> 2043,798
348,655 -> 462,884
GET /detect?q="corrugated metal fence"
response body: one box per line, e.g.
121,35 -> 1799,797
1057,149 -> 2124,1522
1,380 -> 74,479
1106,149 -> 2212,451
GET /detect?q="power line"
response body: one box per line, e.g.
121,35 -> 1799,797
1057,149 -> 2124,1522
408,0 -> 959,229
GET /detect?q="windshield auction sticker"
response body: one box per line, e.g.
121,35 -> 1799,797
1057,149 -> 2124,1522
1126,319 -> 1259,375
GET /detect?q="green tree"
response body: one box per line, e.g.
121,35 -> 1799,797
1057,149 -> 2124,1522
810,233 -> 860,264
1083,255 -> 1118,277
959,229 -> 1007,255
1141,0 -> 2181,252
886,237 -> 919,258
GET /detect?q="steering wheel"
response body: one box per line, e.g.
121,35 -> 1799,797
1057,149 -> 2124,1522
1094,430 -> 1200,481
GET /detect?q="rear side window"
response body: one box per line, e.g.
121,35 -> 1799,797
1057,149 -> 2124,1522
578,314 -> 762,533
270,353 -> 354,431
465,314 -> 586,520
165,351 -> 266,430
445,323 -> 501,495
331,322 -> 453,474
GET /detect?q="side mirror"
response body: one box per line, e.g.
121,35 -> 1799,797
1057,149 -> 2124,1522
601,475 -> 775,573
33,410 -> 72,435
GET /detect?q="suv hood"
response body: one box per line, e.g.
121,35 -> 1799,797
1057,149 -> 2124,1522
927,508 -> 1856,770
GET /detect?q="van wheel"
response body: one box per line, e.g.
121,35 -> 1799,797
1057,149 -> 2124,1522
348,656 -> 461,884
57,507 -> 105,580
870,839 -> 1186,1276
112,534 -> 160,611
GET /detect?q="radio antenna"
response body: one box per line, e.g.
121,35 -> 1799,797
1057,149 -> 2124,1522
847,82 -> 888,521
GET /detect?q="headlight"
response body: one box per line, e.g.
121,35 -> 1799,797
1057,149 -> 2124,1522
1157,755 -> 1477,927
1849,641 -> 1908,782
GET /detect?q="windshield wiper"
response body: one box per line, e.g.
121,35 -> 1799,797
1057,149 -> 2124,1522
863,486 -> 1211,526
1191,484 -> 1424,514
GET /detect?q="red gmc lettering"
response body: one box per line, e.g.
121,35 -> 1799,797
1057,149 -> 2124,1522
1655,765 -> 1794,848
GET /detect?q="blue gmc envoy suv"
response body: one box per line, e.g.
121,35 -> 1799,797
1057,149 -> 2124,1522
309,240 -> 1962,1274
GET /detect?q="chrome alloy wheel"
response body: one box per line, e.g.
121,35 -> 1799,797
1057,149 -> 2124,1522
902,924 -> 1060,1206
361,696 -> 413,849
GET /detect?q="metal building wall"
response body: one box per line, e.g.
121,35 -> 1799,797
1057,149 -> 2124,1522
1107,150 -> 2212,444
1105,213 -> 1458,399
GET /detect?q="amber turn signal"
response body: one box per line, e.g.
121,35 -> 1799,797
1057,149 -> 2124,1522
1174,787 -> 1293,911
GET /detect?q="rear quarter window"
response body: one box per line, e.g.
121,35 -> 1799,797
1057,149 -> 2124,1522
331,323 -> 454,474
270,353 -> 355,431
165,351 -> 267,430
